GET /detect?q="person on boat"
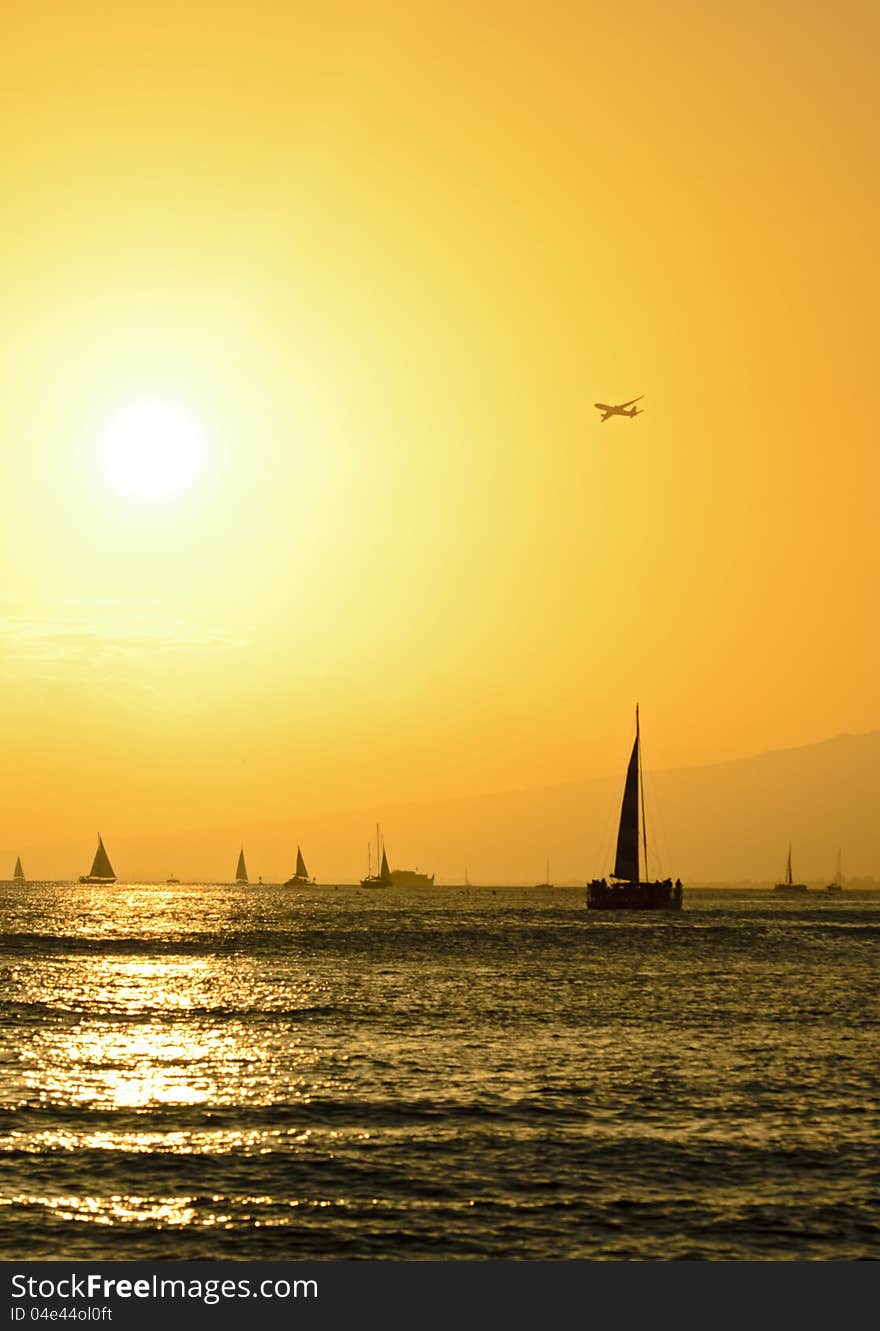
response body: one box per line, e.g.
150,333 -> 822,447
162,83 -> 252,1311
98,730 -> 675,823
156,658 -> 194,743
674,879 -> 682,904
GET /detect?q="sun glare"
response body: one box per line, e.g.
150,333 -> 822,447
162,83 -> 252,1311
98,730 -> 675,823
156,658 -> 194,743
100,399 -> 205,502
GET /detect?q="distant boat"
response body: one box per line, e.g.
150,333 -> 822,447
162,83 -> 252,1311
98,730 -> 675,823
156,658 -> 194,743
774,844 -> 808,895
283,846 -> 314,887
235,848 -> 248,885
586,708 -> 682,911
390,868 -> 435,887
361,826 -> 392,887
166,874 -> 180,885
13,857 -> 26,885
79,836 -> 116,884
535,858 -> 553,889
826,849 -> 844,894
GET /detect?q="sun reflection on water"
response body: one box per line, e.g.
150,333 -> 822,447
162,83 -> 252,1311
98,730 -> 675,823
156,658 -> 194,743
1,882 -> 878,1259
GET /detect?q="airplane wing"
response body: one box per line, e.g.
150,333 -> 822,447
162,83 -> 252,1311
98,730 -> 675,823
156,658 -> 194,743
617,396 -> 643,409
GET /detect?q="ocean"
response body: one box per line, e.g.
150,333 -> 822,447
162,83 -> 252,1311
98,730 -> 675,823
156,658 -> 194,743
1,883 -> 877,1260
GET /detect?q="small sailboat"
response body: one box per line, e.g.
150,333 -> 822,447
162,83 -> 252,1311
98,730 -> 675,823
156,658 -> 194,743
166,874 -> 180,885
13,857 -> 26,885
773,844 -> 808,895
235,848 -> 249,885
79,835 -> 116,884
361,825 -> 392,887
283,846 -> 314,887
535,858 -> 553,888
586,707 -> 682,911
826,850 -> 843,894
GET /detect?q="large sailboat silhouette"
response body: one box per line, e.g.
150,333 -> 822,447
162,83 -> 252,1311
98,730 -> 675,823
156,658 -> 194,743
361,826 -> 391,888
12,857 -> 26,885
587,708 -> 682,911
79,836 -> 116,884
283,846 -> 314,887
235,849 -> 249,884
773,844 -> 807,895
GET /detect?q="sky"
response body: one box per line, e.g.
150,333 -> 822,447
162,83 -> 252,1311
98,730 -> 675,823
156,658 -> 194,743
2,2 -> 878,873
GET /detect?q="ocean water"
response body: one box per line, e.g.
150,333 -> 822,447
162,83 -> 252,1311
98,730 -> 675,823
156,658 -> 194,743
0,883 -> 878,1261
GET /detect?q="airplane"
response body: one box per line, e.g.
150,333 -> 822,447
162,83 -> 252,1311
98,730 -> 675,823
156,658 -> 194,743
594,395 -> 644,422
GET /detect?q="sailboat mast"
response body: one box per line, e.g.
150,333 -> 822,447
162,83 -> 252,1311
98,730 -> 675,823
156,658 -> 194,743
636,705 -> 648,883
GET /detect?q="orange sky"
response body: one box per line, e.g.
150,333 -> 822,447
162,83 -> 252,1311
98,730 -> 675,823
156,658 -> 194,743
2,2 -> 878,871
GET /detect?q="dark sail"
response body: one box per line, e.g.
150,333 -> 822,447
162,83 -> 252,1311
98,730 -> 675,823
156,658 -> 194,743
13,857 -> 25,883
236,849 -> 248,883
90,837 -> 115,880
587,709 -> 683,911
380,848 -> 390,881
613,736 -> 640,882
295,846 -> 308,879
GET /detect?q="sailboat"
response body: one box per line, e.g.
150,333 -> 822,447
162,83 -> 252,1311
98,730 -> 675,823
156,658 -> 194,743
535,859 -> 553,889
283,846 -> 314,887
361,825 -> 391,887
586,708 -> 682,911
79,836 -> 116,884
826,849 -> 843,894
773,844 -> 808,895
235,848 -> 249,885
12,857 -> 26,885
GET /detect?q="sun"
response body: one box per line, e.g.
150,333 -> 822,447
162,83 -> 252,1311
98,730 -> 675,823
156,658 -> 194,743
100,398 -> 206,502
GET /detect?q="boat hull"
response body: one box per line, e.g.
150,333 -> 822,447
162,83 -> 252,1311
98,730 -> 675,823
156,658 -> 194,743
360,877 -> 390,888
78,876 -> 116,884
773,884 -> 808,895
283,876 -> 312,888
586,879 -> 682,911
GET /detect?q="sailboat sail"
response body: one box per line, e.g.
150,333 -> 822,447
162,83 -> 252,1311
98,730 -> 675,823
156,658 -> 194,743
361,826 -> 395,887
90,837 -> 115,880
613,734 -> 640,883
13,857 -> 25,883
588,708 -> 682,911
236,849 -> 248,883
295,846 -> 308,879
786,845 -> 793,885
